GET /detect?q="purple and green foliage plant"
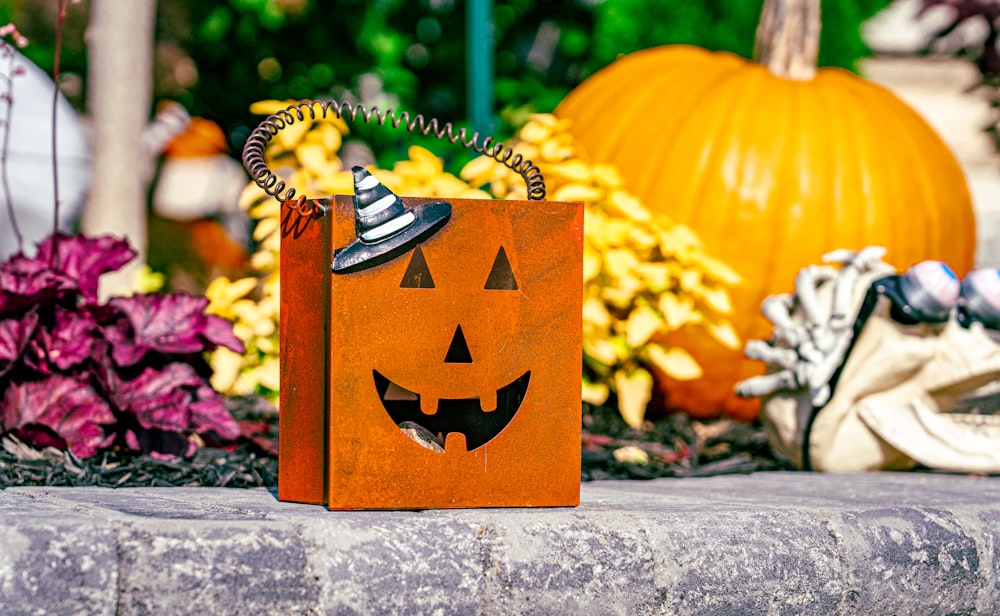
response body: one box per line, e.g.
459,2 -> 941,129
0,5 -> 244,460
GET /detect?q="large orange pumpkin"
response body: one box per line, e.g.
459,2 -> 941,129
556,0 -> 976,420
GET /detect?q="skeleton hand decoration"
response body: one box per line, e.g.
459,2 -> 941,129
735,246 -> 892,408
736,247 -> 1000,473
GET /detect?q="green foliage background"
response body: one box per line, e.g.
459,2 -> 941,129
2,0 -> 892,165
178,0 -> 890,148
591,0 -> 892,71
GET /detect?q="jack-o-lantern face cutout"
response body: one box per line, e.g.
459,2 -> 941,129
373,245 -> 531,453
278,171 -> 582,510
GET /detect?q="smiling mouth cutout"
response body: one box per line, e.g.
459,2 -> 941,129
373,370 -> 531,452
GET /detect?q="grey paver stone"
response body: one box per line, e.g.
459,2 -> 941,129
471,510 -> 657,615
639,508 -> 842,616
297,513 -> 486,615
835,507 -> 981,616
0,492 -> 117,616
115,522 -> 317,616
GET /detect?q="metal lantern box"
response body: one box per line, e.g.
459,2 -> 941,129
244,102 -> 583,510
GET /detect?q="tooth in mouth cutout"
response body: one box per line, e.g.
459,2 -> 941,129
373,370 -> 531,452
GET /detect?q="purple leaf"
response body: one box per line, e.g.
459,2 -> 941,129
28,307 -> 96,372
34,234 -> 136,303
111,362 -> 207,432
0,254 -> 74,315
1,375 -> 115,458
0,309 -> 39,362
100,316 -> 145,367
0,309 -> 39,379
190,386 -> 240,440
108,362 -> 239,456
107,294 -> 209,361
201,314 -> 246,355
105,293 -> 243,365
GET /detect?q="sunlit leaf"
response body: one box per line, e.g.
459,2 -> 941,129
704,318 -> 741,350
615,368 -> 653,429
645,343 -> 702,380
607,190 -> 651,222
625,303 -> 662,348
553,183 -> 602,202
581,380 -> 610,405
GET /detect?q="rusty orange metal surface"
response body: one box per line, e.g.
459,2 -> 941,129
279,195 -> 583,509
277,200 -> 330,504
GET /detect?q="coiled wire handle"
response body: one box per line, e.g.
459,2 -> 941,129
242,100 -> 546,206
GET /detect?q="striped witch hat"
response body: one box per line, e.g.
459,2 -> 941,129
332,166 -> 452,274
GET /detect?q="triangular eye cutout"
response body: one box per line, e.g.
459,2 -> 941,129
400,246 -> 434,288
444,325 -> 473,363
485,246 -> 518,290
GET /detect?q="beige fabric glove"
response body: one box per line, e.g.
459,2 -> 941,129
736,248 -> 1000,472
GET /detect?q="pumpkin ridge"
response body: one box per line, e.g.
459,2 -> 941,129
690,67 -> 768,248
758,77 -> 800,312
610,69 -> 698,187
671,64 -> 769,227
639,58 -> 755,210
558,48 -> 713,160
865,81 -> 917,265
569,58 -> 661,159
828,79 -> 878,252
825,77 -> 878,261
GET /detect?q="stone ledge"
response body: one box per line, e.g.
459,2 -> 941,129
2,472 -> 999,615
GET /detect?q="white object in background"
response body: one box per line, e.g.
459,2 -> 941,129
0,49 -> 91,260
862,0 -> 961,54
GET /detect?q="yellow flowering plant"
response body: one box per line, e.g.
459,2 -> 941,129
209,102 -> 740,429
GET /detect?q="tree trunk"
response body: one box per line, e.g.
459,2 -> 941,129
81,0 -> 156,297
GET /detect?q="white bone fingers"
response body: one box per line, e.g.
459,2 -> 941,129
820,248 -> 857,264
795,339 -> 826,365
761,295 -> 808,347
829,246 -> 890,330
744,339 -> 799,369
829,251 -> 867,326
830,265 -> 861,331
735,369 -> 802,397
796,265 -> 834,327
822,246 -> 887,265
809,326 -> 837,355
854,245 -> 889,267
739,246 -> 896,404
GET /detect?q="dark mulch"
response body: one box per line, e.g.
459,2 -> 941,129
580,403 -> 793,481
0,396 -> 278,489
0,397 -> 789,489
0,439 -> 276,488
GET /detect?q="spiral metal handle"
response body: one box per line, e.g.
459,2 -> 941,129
242,99 -> 546,204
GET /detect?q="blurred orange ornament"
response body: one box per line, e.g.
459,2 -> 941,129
150,116 -> 249,284
163,117 -> 229,157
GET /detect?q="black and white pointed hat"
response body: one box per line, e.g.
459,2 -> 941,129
332,166 -> 451,274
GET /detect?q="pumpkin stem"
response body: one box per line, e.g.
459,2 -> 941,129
753,0 -> 820,81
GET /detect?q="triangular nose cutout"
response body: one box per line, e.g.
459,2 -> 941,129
400,246 -> 434,288
485,246 -> 518,290
444,325 -> 473,363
